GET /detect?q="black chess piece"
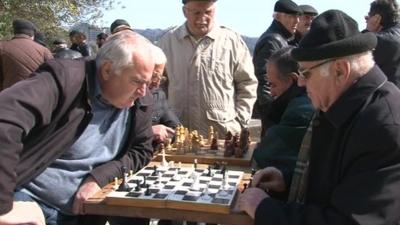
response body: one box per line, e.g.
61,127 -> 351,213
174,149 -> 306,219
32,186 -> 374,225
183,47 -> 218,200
140,175 -> 147,188
221,165 -> 226,176
213,162 -> 220,170
251,168 -> 256,177
152,165 -> 158,176
135,179 -> 141,192
207,165 -> 212,177
145,184 -> 151,196
117,166 -> 130,192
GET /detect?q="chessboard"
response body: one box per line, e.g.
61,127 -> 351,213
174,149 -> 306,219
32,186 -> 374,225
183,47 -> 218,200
105,164 -> 244,214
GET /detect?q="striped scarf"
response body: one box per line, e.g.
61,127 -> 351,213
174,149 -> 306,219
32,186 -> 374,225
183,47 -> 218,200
288,112 -> 317,203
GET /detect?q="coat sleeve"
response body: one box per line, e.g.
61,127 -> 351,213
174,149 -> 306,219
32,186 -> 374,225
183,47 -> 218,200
232,35 -> 258,126
0,72 -> 59,215
253,35 -> 287,105
254,123 -> 400,225
89,97 -> 155,187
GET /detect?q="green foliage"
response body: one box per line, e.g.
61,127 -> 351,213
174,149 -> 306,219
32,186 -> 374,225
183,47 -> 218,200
0,0 -> 115,43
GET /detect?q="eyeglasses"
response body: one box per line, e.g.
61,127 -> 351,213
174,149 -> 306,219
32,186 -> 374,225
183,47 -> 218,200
298,58 -> 336,80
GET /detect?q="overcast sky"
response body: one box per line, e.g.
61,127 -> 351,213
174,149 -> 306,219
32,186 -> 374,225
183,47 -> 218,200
100,0 -> 371,37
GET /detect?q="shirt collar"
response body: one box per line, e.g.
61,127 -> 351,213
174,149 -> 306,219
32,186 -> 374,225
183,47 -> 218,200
324,66 -> 387,127
177,22 -> 220,41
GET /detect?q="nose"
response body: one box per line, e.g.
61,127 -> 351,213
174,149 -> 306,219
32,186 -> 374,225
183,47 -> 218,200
136,83 -> 147,97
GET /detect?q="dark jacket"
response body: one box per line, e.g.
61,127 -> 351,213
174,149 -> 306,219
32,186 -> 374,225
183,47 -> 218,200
151,87 -> 180,128
0,35 -> 53,91
253,20 -> 295,105
253,85 -> 314,186
373,23 -> 400,88
54,48 -> 83,59
71,42 -> 93,57
0,59 -> 154,215
255,66 -> 400,225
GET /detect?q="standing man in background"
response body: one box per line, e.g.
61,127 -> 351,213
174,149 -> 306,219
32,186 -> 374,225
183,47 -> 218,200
364,0 -> 400,87
158,0 -> 257,136
253,0 -> 301,137
0,19 -> 53,91
294,5 -> 318,42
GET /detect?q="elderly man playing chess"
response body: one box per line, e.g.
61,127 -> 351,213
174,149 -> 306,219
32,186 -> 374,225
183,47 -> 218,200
239,10 -> 400,225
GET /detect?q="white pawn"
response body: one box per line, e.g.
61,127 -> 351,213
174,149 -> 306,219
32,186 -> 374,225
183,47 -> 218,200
161,148 -> 168,168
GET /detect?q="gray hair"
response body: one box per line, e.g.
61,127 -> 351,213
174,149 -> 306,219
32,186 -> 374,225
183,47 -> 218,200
152,45 -> 167,66
96,31 -> 147,75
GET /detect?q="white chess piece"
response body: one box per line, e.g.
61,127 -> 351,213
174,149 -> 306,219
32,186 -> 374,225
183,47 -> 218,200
201,184 -> 212,201
190,173 -> 201,191
161,148 -> 168,168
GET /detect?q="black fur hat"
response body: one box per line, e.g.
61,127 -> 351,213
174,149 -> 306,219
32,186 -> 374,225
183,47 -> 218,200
292,10 -> 377,61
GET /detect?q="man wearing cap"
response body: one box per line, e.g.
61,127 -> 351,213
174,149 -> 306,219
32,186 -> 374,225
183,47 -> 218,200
295,5 -> 318,40
253,0 -> 301,137
158,0 -> 257,137
238,10 -> 400,225
69,30 -> 93,57
364,0 -> 400,88
0,19 -> 53,91
53,38 -> 82,59
110,19 -> 132,34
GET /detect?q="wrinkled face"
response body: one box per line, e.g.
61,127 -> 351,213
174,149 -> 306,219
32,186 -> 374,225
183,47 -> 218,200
99,53 -> 154,109
149,63 -> 165,89
278,13 -> 299,34
297,14 -> 315,34
183,1 -> 216,38
297,59 -> 339,112
266,62 -> 293,98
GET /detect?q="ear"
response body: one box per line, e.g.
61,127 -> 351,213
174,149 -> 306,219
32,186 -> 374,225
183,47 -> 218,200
182,6 -> 188,19
334,59 -> 351,84
100,61 -> 113,81
289,72 -> 298,82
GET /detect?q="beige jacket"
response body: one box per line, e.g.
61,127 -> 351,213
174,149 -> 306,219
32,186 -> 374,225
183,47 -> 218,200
158,24 -> 257,136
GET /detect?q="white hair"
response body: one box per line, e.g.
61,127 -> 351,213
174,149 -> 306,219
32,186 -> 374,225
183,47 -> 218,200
152,45 -> 167,66
318,51 -> 374,78
96,31 -> 147,75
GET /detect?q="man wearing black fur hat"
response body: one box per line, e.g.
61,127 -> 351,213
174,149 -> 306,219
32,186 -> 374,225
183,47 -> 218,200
239,10 -> 400,225
0,19 -> 53,91
253,0 -> 301,137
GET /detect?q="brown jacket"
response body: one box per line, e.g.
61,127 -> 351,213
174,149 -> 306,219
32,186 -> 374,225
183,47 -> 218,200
0,34 -> 53,91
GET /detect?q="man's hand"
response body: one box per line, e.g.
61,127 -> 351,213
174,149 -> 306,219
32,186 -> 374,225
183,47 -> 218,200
72,175 -> 101,215
237,188 -> 269,219
152,125 -> 175,142
252,167 -> 286,192
0,201 -> 45,225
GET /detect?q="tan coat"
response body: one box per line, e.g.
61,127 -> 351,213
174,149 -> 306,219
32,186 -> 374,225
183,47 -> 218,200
158,24 -> 257,136
0,35 -> 53,91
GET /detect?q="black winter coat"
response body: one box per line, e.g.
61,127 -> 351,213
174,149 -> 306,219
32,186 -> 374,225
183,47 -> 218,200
255,66 -> 400,225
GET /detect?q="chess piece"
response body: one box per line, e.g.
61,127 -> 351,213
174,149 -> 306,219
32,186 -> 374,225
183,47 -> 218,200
165,138 -> 172,152
161,148 -> 168,168
210,136 -> 218,150
207,165 -> 212,177
140,175 -> 147,188
251,168 -> 257,177
239,127 -> 251,153
194,159 -> 198,169
129,170 -> 134,177
201,184 -> 212,201
135,179 -> 141,191
234,133 -> 244,158
207,126 -> 214,145
152,165 -> 158,176
117,166 -> 130,192
145,184 -> 151,196
190,172 -> 201,191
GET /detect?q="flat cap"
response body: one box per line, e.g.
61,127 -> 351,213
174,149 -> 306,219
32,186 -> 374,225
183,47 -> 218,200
299,5 -> 318,16
12,19 -> 36,36
110,19 -> 132,34
53,38 -> 67,45
182,0 -> 217,4
274,0 -> 302,15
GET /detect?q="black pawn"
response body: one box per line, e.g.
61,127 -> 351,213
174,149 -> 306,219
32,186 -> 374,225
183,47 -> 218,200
117,166 -> 130,192
135,179 -> 141,192
140,175 -> 147,188
207,165 -> 212,177
152,165 -> 158,176
145,184 -> 151,196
